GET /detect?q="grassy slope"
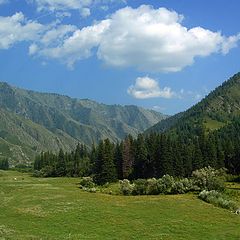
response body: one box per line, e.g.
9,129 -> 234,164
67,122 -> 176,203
203,117 -> 226,132
0,171 -> 239,240
0,108 -> 78,165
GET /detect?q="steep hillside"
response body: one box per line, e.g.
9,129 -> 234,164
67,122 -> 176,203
0,108 -> 78,165
146,72 -> 240,136
0,82 -> 166,164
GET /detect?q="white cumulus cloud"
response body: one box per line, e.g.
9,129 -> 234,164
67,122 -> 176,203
38,19 -> 110,68
28,5 -> 239,71
0,12 -> 45,49
97,5 -> 240,72
127,76 -> 174,99
1,5 -> 239,71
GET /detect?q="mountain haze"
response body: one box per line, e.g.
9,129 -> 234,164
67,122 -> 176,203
0,82 -> 166,165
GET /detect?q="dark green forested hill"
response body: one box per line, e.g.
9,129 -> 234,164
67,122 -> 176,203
146,72 -> 240,137
0,82 -> 166,165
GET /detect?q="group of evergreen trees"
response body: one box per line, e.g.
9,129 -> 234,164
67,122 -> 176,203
0,158 -> 9,170
34,119 -> 240,184
34,144 -> 91,177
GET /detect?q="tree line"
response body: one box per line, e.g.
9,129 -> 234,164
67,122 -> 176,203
34,118 -> 240,184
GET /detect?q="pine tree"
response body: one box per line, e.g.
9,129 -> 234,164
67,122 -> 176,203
182,144 -> 193,177
34,155 -> 42,170
73,143 -> 81,176
0,158 -> 9,170
204,137 -> 217,168
115,142 -> 123,179
95,139 -> 117,185
56,148 -> 66,176
192,140 -> 203,170
160,135 -> 174,176
133,134 -> 148,179
216,140 -> 225,168
173,141 -> 184,177
122,136 -> 134,179
93,140 -> 104,182
144,133 -> 158,178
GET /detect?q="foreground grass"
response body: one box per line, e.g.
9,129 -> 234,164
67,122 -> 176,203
0,171 -> 239,240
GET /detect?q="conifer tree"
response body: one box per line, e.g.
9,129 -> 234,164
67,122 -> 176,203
173,141 -> 184,177
95,139 -> 117,185
115,142 -> 123,179
192,140 -> 203,170
122,136 -> 134,179
133,134 -> 148,179
159,135 -> 174,176
56,148 -> 66,176
0,158 -> 9,170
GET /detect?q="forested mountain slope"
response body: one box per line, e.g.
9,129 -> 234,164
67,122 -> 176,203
146,72 -> 240,136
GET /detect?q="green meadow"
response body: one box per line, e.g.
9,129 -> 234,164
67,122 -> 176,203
0,170 -> 239,240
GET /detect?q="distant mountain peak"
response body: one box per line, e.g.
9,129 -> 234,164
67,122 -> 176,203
0,81 -> 167,165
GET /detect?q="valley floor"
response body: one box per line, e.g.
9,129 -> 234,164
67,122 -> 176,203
0,170 -> 239,240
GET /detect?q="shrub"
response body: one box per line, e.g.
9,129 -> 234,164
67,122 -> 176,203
119,179 -> 134,195
199,190 -> 238,211
119,177 -> 194,196
79,177 -> 95,189
160,177 -> 194,194
157,175 -> 175,194
192,166 -> 226,191
88,187 -> 97,193
132,179 -> 147,195
41,166 -> 55,177
180,178 -> 195,191
172,181 -> 185,194
32,170 -> 42,178
146,178 -> 159,195
81,186 -> 97,193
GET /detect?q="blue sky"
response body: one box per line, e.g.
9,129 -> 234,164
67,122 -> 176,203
0,0 -> 239,115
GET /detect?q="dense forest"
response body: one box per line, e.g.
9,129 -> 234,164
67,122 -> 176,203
34,117 -> 240,184
147,72 -> 240,136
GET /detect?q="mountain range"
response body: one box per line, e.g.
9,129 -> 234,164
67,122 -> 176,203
0,82 -> 166,165
1,72 -> 240,166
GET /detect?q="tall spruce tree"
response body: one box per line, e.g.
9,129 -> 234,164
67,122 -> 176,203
115,142 -> 123,179
56,149 -> 66,176
96,139 -> 117,185
160,135 -> 174,176
133,134 -> 148,179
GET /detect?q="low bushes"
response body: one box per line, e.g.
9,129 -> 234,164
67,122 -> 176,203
199,190 -> 238,211
79,177 -> 96,193
119,179 -> 134,195
118,167 -> 229,193
119,175 -> 195,196
118,167 -> 227,196
192,166 -> 226,192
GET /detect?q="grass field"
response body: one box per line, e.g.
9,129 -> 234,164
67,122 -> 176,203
0,170 -> 240,240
